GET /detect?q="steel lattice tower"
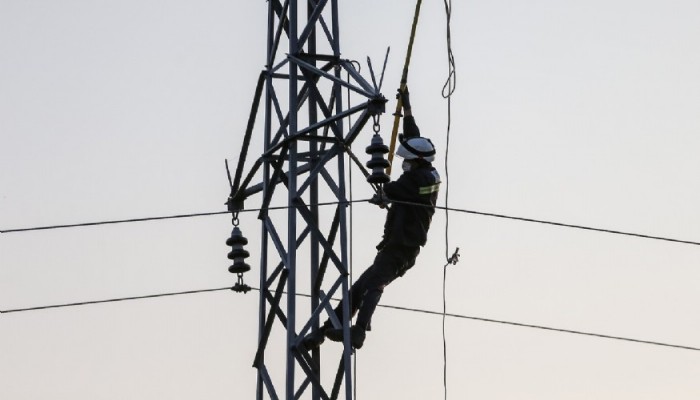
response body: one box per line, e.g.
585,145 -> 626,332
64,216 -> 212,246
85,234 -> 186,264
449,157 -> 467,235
227,1 -> 387,399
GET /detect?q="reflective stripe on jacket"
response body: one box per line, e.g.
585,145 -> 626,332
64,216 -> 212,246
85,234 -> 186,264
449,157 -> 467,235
381,165 -> 440,247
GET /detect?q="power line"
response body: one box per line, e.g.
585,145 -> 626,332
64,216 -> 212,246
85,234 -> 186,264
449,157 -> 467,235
3,199 -> 700,247
379,302 -> 700,352
2,286 -> 698,352
389,199 -> 700,247
0,200 -> 368,234
0,287 -> 231,313
0,211 -> 230,233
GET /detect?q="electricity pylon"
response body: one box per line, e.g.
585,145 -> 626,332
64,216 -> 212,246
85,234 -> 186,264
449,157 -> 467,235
227,1 -> 387,399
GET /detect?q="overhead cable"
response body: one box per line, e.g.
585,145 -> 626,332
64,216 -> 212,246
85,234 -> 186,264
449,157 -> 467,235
0,211 -> 230,234
0,200 -> 369,234
0,287 -> 231,313
2,286 -> 698,353
380,302 -> 700,352
389,199 -> 700,247
3,199 -> 700,247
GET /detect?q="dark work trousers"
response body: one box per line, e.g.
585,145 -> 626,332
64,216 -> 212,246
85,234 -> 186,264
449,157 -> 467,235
331,243 -> 420,331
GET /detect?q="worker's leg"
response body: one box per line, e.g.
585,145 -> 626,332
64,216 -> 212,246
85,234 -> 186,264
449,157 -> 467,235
303,252 -> 385,349
354,244 -> 419,330
324,245 -> 418,329
311,245 -> 418,349
324,253 -> 383,329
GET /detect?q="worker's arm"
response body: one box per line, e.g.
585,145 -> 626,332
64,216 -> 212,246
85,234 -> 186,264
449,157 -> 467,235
403,115 -> 421,138
398,87 -> 420,138
384,173 -> 420,203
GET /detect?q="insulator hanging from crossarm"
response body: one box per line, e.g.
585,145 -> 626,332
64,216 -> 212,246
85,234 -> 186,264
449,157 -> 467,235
227,226 -> 250,273
226,222 -> 252,293
365,133 -> 391,185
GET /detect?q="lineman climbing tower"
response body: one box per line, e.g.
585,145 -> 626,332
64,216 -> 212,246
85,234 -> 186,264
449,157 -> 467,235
226,1 -> 388,399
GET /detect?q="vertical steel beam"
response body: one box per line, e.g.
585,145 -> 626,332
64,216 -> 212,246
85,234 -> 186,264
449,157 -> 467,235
258,1 -> 275,398
328,3 -> 353,399
239,0 -> 386,398
306,3 -> 322,400
286,0 -> 299,398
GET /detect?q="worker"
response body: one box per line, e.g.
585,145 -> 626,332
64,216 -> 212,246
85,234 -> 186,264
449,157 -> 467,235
302,87 -> 441,350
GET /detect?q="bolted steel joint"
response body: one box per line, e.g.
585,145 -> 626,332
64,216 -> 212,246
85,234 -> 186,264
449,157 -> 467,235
227,192 -> 245,214
367,96 -> 387,116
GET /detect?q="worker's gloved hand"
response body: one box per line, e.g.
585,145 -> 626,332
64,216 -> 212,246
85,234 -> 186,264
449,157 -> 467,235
369,193 -> 388,209
397,87 -> 411,110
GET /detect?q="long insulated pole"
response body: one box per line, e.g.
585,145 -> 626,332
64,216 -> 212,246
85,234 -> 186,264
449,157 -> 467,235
386,0 -> 423,176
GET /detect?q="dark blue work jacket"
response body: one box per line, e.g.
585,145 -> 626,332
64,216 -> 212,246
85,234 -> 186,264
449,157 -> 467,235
381,164 -> 440,248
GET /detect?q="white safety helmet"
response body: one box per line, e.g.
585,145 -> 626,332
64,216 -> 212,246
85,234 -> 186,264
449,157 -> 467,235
396,135 -> 436,162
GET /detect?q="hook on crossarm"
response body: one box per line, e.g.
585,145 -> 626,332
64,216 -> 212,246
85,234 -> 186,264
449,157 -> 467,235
231,211 -> 240,227
372,115 -> 381,134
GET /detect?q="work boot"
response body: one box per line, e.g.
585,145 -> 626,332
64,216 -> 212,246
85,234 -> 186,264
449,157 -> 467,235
325,325 -> 367,349
301,326 -> 328,351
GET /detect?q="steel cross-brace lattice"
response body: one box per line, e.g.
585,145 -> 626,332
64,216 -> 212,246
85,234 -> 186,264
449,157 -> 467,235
227,1 -> 387,399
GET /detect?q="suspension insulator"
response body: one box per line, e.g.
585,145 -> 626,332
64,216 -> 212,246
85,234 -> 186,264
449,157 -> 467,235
365,133 -> 390,184
226,226 -> 251,274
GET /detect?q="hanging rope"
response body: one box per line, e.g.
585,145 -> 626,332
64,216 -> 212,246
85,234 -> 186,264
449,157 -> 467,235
441,0 -> 456,262
386,0 -> 423,176
441,0 -> 457,100
443,248 -> 459,400
441,1 -> 457,399
443,262 -> 449,400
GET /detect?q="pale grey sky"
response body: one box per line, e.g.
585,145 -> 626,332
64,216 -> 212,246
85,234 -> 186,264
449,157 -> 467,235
2,0 -> 700,399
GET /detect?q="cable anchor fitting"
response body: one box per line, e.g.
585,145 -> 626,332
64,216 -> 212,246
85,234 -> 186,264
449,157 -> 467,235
232,273 -> 251,294
446,247 -> 460,266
